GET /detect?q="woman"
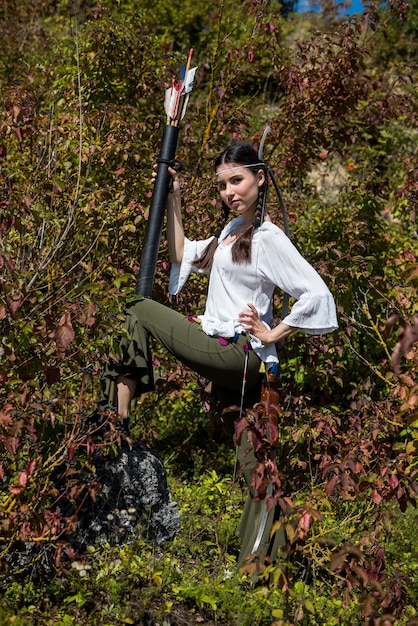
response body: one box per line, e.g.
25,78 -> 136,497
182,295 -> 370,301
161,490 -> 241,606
100,142 -> 338,566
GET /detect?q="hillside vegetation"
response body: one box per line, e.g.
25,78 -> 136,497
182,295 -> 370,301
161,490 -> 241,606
0,0 -> 417,624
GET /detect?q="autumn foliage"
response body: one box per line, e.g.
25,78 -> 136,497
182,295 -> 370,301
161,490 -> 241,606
0,0 -> 417,623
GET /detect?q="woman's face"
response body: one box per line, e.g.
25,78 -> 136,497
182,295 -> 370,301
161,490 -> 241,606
216,163 -> 265,225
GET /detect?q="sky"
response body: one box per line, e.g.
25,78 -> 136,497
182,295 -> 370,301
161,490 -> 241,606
297,0 -> 364,14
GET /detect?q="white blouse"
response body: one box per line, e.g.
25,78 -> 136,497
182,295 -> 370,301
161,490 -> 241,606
169,218 -> 338,363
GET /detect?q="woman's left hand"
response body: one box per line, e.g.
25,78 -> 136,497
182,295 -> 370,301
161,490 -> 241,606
237,303 -> 271,344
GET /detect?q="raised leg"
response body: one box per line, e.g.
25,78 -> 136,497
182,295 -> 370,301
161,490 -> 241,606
116,375 -> 137,420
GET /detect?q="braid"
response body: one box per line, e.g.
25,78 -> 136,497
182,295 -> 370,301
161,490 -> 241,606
194,203 -> 230,271
252,186 -> 265,229
216,202 -> 230,237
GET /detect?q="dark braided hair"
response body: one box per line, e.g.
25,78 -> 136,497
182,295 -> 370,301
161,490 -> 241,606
194,143 -> 267,271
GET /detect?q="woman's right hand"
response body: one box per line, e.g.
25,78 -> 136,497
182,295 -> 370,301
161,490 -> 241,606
152,165 -> 181,196
167,166 -> 181,195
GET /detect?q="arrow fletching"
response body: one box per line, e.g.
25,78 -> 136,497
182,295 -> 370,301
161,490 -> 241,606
164,50 -> 197,126
184,66 -> 197,93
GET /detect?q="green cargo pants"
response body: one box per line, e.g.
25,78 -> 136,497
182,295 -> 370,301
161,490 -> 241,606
100,297 -> 262,411
235,431 -> 287,568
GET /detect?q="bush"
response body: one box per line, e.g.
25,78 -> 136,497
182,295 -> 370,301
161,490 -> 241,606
1,0 -> 417,623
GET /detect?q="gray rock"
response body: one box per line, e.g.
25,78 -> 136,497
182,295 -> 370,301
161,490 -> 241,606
1,442 -> 180,581
76,442 -> 181,549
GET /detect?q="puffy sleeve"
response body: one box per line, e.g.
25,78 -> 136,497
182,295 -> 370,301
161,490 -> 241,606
258,224 -> 338,335
169,235 -> 214,295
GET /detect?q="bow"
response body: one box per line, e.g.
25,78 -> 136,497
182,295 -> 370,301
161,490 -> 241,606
258,125 -> 291,319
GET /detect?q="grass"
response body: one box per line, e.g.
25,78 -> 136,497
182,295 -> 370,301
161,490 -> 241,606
1,462 -> 417,625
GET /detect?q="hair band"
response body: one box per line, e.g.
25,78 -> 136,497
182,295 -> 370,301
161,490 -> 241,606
216,163 -> 265,176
